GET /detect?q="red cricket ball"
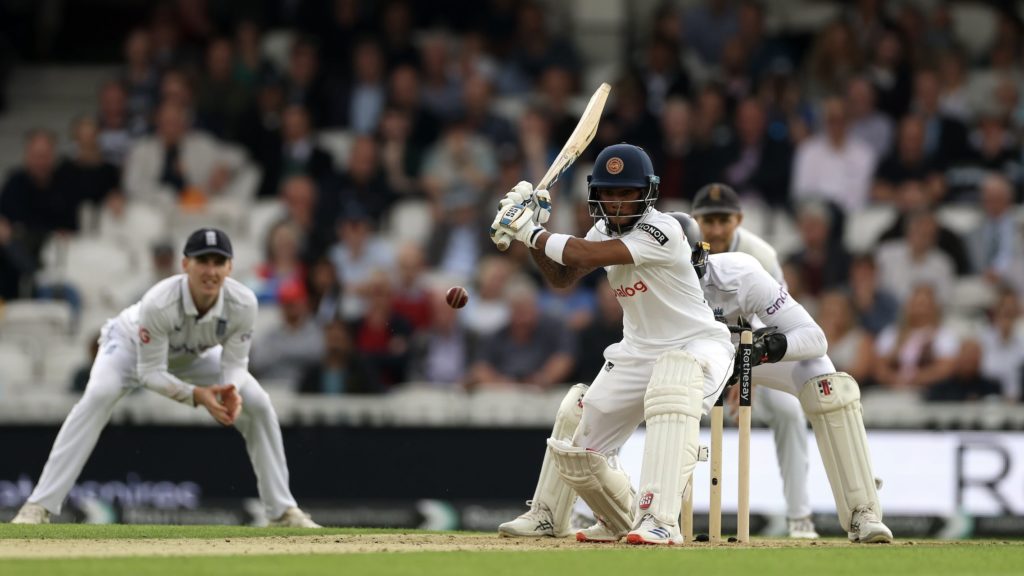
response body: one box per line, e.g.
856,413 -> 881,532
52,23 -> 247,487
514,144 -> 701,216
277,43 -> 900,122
446,286 -> 469,309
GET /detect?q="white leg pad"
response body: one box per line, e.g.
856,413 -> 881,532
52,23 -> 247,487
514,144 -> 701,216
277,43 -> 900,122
635,350 -> 704,526
548,438 -> 634,535
531,383 -> 587,534
798,372 -> 882,532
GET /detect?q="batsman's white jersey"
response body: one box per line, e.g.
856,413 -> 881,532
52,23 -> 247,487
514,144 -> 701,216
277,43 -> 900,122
577,209 -> 735,454
23,274 -> 299,519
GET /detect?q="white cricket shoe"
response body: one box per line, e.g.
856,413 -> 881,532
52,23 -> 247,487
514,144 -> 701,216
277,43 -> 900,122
269,507 -> 321,528
11,502 -> 50,524
498,501 -> 568,538
575,520 -> 625,543
848,505 -> 893,543
788,516 -> 819,539
625,513 -> 683,546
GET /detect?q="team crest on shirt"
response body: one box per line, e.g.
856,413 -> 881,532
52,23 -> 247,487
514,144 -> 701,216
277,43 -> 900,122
635,222 -> 668,245
216,318 -> 228,337
138,327 -> 151,344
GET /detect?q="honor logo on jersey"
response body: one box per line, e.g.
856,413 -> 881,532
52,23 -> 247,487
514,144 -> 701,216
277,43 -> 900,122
612,281 -> 648,298
765,289 -> 789,315
635,222 -> 669,246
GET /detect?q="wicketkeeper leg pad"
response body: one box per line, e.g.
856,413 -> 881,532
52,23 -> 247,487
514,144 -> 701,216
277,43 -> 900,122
798,372 -> 882,532
635,350 -> 704,526
548,439 -> 634,536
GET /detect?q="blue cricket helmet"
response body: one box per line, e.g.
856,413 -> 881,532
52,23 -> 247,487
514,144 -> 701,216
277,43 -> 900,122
587,143 -> 660,235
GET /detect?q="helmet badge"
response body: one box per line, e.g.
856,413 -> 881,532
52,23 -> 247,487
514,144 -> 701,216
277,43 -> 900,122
606,157 -> 624,175
710,184 -> 721,201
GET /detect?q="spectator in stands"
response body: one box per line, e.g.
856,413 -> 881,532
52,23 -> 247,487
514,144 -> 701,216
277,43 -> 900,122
329,203 -> 394,321
379,0 -> 419,70
195,37 -> 251,141
462,255 -> 513,337
874,284 -> 958,392
971,174 -> 1021,283
421,119 -> 497,206
516,107 -> 555,189
848,254 -> 899,335
722,97 -> 793,208
652,98 -> 701,202
419,32 -> 462,122
277,175 -> 325,260
250,221 -> 307,304
570,283 -> 623,383
238,76 -> 286,187
231,19 -> 275,90
846,76 -> 892,158
0,130 -> 79,263
683,0 -> 738,66
469,280 -> 576,390
0,216 -> 34,300
298,319 -> 377,394
391,243 -> 432,332
936,49 -> 971,122
758,63 -> 813,145
388,64 -> 442,149
639,37 -> 692,116
250,278 -> 324,389
925,340 -> 1002,402
539,281 -> 596,333
426,185 -> 487,283
257,104 -> 334,198
792,97 -> 876,213
946,115 -> 1023,201
785,201 -> 850,297
123,101 -> 247,211
596,73 -> 660,155
56,116 -> 120,228
877,180 -> 970,275
307,257 -> 343,326
864,29 -> 912,119
718,38 -> 753,107
284,37 -> 330,127
350,271 -> 413,389
876,210 -> 956,304
120,29 -> 160,135
872,116 -> 944,204
379,107 -> 423,197
818,290 -> 875,383
498,1 -> 580,93
159,70 -> 198,123
462,75 -> 515,153
335,38 -> 386,133
96,80 -> 136,166
909,68 -> 967,168
538,66 -> 579,146
803,20 -> 862,100
979,288 -> 1024,402
407,289 -> 473,387
321,135 -> 395,226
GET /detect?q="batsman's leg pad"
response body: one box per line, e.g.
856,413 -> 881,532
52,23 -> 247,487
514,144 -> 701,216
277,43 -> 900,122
548,438 -> 634,536
533,383 -> 587,534
798,372 -> 881,532
635,350 -> 703,526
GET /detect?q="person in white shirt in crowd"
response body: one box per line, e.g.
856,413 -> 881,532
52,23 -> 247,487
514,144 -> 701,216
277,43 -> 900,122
495,144 -> 736,545
689,183 -> 819,539
11,228 -> 319,527
792,97 -> 877,213
970,174 -> 1020,284
123,101 -> 247,210
978,288 -> 1024,402
678,212 -> 893,543
328,203 -> 395,321
846,76 -> 893,158
249,278 -> 325,389
875,210 -> 956,304
874,284 -> 958,393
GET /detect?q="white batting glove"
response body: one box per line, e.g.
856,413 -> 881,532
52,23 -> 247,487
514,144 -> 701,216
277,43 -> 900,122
499,181 -> 552,225
495,202 -> 544,248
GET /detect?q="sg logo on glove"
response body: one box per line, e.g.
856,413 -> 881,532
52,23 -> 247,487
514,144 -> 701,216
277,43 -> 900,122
500,205 -> 528,229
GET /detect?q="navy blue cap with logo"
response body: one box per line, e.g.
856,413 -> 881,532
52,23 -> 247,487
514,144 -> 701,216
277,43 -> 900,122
587,143 -> 660,234
183,228 -> 233,258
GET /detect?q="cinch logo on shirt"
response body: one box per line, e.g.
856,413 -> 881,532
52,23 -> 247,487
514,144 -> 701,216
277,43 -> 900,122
765,289 -> 789,315
612,281 -> 648,298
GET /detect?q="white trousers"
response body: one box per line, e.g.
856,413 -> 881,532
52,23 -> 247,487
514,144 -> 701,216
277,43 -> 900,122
28,322 -> 298,519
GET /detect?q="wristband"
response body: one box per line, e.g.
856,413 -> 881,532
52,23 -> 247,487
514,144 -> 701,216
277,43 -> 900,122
544,233 -> 571,265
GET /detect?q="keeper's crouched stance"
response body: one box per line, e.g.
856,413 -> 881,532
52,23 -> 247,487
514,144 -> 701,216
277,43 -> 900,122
493,144 -> 734,545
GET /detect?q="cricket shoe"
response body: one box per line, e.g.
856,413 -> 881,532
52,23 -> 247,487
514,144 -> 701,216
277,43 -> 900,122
11,502 -> 50,524
625,513 -> 683,545
575,519 -> 625,543
848,505 -> 893,543
498,500 -> 569,538
270,507 -> 321,528
788,516 -> 819,539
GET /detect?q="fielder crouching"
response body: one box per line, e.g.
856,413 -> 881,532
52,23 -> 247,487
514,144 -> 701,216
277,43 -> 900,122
491,144 -> 735,545
11,228 -> 319,528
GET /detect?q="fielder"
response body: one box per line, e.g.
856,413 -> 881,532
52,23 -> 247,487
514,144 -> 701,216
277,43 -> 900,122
690,182 -> 817,538
491,144 -> 735,545
11,228 -> 319,527
675,212 -> 892,543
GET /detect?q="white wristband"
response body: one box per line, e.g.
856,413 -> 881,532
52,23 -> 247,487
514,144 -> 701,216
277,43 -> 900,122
544,233 -> 571,265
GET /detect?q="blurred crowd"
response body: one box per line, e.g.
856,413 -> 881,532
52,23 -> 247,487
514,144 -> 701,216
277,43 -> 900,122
0,0 -> 1022,403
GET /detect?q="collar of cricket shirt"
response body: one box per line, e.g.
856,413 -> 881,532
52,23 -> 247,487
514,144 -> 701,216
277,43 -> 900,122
180,275 -> 226,322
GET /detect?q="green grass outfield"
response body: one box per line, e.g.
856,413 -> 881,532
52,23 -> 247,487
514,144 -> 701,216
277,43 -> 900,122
1,525 -> 1022,576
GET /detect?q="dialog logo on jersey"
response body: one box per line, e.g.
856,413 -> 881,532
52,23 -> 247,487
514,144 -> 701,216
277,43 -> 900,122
612,281 -> 648,298
765,289 -> 789,315
639,492 -> 654,510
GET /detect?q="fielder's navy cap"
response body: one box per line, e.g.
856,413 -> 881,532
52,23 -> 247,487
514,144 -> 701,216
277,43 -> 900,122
692,183 -> 741,216
183,228 -> 233,258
